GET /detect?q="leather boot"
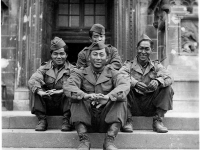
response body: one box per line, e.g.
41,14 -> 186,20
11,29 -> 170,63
121,117 -> 133,132
103,122 -> 121,150
35,113 -> 48,131
76,123 -> 91,150
61,111 -> 72,131
152,115 -> 168,133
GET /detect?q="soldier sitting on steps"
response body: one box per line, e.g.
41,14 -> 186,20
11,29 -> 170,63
120,34 -> 174,133
28,37 -> 75,132
63,41 -> 130,150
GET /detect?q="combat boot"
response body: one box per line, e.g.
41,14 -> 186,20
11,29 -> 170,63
152,115 -> 168,133
61,118 -> 72,131
35,113 -> 48,131
103,122 -> 121,150
61,111 -> 72,131
76,123 -> 91,150
121,117 -> 133,132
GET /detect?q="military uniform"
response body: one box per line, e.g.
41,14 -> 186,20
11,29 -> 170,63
120,58 -> 174,116
28,60 -> 74,115
76,44 -> 122,70
76,23 -> 122,70
63,65 -> 130,132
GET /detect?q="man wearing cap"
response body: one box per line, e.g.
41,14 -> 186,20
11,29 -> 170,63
63,41 -> 130,150
76,23 -> 122,70
28,37 -> 74,131
120,34 -> 174,133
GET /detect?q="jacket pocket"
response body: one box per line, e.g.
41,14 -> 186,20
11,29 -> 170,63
45,76 -> 55,84
101,80 -> 113,91
131,71 -> 142,81
82,81 -> 94,93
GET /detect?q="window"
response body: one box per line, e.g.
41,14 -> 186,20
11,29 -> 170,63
56,0 -> 107,29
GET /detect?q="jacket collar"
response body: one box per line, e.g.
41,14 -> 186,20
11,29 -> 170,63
44,60 -> 73,69
82,66 -> 112,85
45,60 -> 73,83
131,57 -> 155,75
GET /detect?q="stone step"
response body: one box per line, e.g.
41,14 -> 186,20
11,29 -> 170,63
2,111 -> 199,130
2,129 -> 199,149
173,100 -> 199,112
172,80 -> 199,100
2,148 -> 199,150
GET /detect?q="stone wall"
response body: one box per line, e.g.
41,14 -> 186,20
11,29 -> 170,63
41,0 -> 55,63
1,0 -> 20,110
13,0 -> 55,110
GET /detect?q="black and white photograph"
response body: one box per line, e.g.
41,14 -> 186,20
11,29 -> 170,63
1,0 -> 199,150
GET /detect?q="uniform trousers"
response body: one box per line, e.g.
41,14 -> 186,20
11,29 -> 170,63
31,93 -> 71,116
127,86 -> 174,117
71,99 -> 127,133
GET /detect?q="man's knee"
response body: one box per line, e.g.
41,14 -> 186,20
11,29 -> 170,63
160,85 -> 174,96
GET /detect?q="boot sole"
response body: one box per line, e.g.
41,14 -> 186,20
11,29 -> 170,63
61,129 -> 72,132
103,144 -> 118,150
153,128 -> 168,133
35,125 -> 48,131
121,129 -> 133,133
35,128 -> 47,131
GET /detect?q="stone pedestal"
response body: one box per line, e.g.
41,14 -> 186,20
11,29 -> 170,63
13,88 -> 30,110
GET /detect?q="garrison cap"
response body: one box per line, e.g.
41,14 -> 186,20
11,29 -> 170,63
90,41 -> 107,51
138,34 -> 152,44
50,37 -> 66,51
90,24 -> 105,35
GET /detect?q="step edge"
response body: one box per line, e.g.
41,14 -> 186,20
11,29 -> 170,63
2,129 -> 199,134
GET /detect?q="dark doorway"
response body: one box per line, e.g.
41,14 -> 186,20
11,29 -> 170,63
52,0 -> 114,65
67,43 -> 90,65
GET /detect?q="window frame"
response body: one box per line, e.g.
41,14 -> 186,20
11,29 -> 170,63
55,0 -> 110,31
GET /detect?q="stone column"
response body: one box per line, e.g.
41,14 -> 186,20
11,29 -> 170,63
114,0 -> 136,61
14,0 -> 44,110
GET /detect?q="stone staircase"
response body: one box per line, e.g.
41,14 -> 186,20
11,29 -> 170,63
168,55 -> 199,113
2,111 -> 199,150
2,81 -> 199,150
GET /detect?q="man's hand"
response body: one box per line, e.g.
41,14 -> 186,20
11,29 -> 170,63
96,94 -> 109,109
135,82 -> 148,93
47,89 -> 63,95
147,80 -> 159,91
37,90 -> 51,98
84,93 -> 98,101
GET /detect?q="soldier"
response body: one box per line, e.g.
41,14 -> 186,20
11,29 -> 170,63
63,41 -> 130,150
120,34 -> 174,133
28,37 -> 74,132
76,23 -> 122,70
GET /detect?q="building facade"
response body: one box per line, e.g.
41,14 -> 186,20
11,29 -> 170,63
1,0 -> 198,110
